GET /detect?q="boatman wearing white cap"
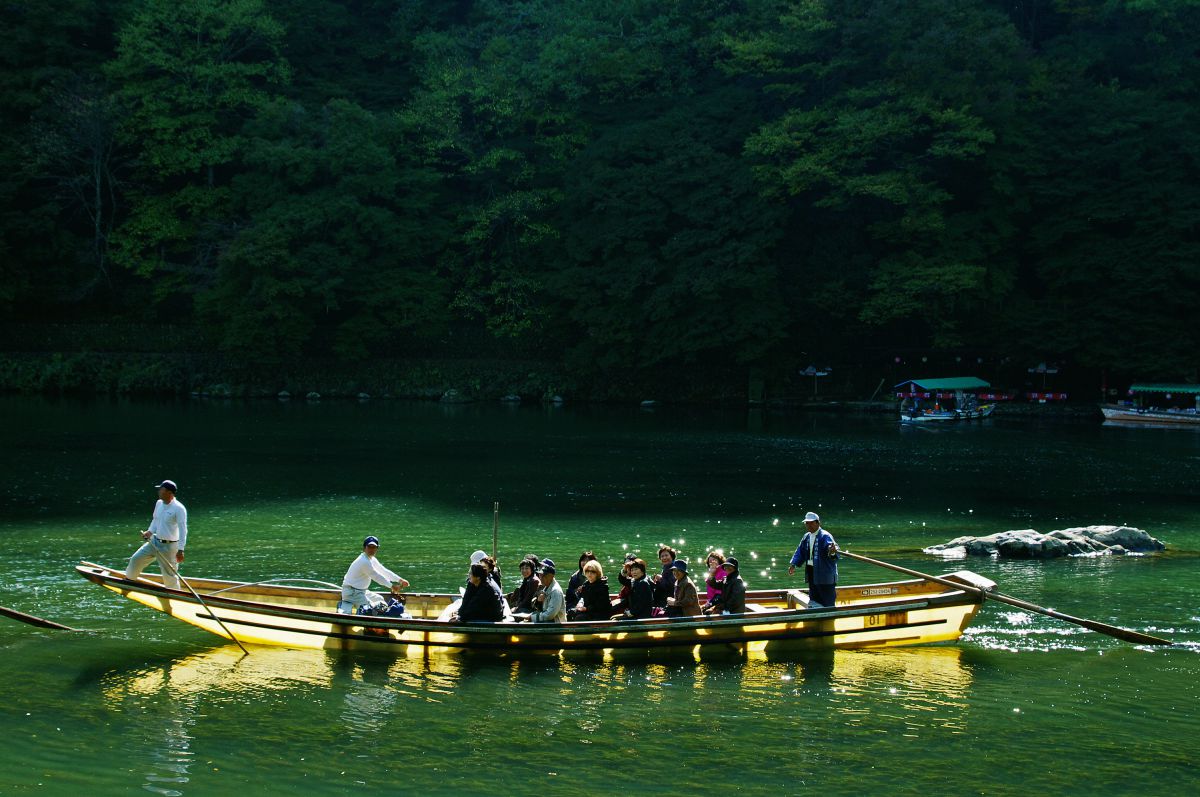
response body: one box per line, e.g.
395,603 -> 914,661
126,480 -> 188,589
788,511 -> 839,607
339,536 -> 410,614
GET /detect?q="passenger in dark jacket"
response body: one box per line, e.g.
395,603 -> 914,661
481,555 -> 503,592
650,545 -> 678,607
704,558 -> 746,615
507,559 -> 540,613
568,560 -> 612,621
623,559 -> 655,620
565,551 -> 597,613
455,564 -> 506,622
611,553 -> 638,615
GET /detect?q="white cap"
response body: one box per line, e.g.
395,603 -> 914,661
470,550 -> 488,565
804,511 -> 820,523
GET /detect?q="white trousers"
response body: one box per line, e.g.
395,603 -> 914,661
126,537 -> 180,589
338,585 -> 384,614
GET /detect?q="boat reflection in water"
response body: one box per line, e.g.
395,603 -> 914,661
100,640 -> 975,762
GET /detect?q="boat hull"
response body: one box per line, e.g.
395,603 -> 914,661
900,404 -> 993,423
1101,405 -> 1200,425
77,562 -> 987,657
900,411 -> 958,423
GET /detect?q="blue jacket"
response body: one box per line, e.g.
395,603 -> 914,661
790,529 -> 839,585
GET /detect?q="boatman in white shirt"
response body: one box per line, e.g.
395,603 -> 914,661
339,536 -> 410,614
788,511 -> 840,608
126,479 -> 189,589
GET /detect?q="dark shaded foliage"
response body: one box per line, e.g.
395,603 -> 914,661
1,0 -> 1196,382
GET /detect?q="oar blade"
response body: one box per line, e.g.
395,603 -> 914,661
0,604 -> 80,631
1078,618 -> 1172,646
842,550 -> 1175,648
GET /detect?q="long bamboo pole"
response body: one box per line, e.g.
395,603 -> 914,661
840,550 -> 1171,646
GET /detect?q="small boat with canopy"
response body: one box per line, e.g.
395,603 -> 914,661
1101,383 -> 1200,426
896,377 -> 995,423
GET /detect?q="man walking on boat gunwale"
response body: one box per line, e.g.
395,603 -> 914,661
788,511 -> 839,608
339,536 -> 410,614
126,480 -> 188,590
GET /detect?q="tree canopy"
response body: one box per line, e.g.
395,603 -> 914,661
2,0 -> 1197,383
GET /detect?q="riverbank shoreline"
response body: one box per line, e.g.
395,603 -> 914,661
0,349 -> 1106,417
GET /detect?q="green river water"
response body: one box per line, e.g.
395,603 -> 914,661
0,397 -> 1197,796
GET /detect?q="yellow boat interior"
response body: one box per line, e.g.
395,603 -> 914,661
80,560 -> 986,617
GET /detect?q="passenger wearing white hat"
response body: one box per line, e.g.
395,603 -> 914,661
788,511 -> 840,607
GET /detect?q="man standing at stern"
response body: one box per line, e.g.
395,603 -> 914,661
126,480 -> 188,589
788,511 -> 839,608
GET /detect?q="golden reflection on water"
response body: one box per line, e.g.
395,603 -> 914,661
101,642 -> 975,753
79,643 -> 984,793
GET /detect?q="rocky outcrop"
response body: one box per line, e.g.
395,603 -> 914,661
924,525 -> 1166,559
440,389 -> 474,404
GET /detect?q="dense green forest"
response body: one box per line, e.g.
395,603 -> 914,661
1,0 -> 1197,396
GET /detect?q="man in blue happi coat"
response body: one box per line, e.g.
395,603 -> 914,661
788,511 -> 839,607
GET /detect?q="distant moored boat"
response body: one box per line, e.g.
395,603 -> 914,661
1101,383 -> 1200,426
896,377 -> 995,423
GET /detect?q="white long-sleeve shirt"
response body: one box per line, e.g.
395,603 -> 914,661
147,498 -> 188,550
342,553 -> 402,590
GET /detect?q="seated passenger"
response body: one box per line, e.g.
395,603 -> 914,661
453,563 -> 506,622
568,560 -> 611,621
507,558 -> 540,613
566,551 -> 597,612
529,559 -> 566,623
611,553 -> 638,615
622,558 -> 654,620
651,546 -> 678,608
480,555 -> 503,591
703,550 -> 726,604
466,549 -> 487,588
704,557 -> 746,616
665,559 -> 701,617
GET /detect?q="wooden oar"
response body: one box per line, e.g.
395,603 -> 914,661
151,546 -> 251,656
839,550 -> 1172,647
492,501 -> 500,561
0,604 -> 81,631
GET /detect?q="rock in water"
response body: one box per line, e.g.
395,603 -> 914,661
440,389 -> 473,404
924,525 -> 1165,559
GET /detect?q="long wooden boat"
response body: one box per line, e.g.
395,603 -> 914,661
77,561 -> 995,657
1100,405 -> 1200,426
